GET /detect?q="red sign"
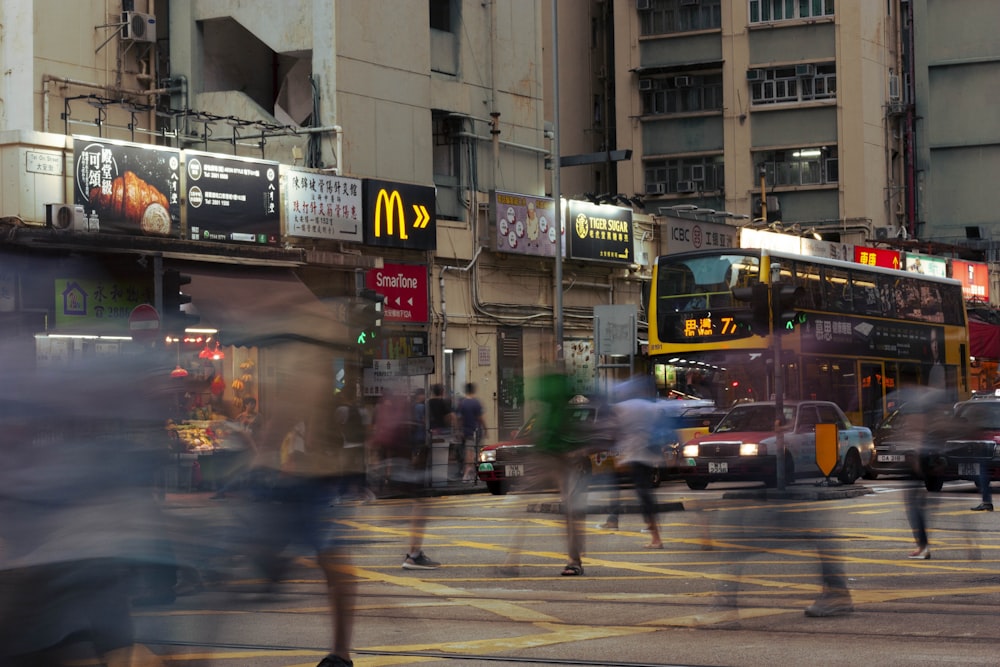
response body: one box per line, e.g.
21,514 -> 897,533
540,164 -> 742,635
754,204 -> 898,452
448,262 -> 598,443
952,259 -> 990,302
366,263 -> 428,323
128,303 -> 161,342
854,245 -> 901,270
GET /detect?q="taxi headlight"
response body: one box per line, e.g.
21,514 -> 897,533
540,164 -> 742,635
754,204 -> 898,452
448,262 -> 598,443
479,449 -> 496,463
740,443 -> 759,456
682,443 -> 700,458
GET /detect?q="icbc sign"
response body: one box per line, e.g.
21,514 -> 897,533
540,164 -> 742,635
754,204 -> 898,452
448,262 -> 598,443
363,179 -> 436,250
366,263 -> 429,323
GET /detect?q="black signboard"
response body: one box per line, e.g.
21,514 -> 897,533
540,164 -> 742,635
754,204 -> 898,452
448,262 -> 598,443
73,137 -> 181,238
801,315 -> 942,360
566,200 -> 633,264
184,151 -> 280,245
362,179 -> 436,250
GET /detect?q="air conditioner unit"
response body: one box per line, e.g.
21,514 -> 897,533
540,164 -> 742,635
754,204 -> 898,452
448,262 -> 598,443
676,180 -> 697,194
795,63 -> 816,77
690,165 -> 705,182
889,74 -> 900,102
746,69 -> 765,82
121,11 -> 156,43
639,78 -> 654,91
645,183 -> 666,195
636,0 -> 652,9
875,226 -> 891,241
674,76 -> 692,87
46,204 -> 87,232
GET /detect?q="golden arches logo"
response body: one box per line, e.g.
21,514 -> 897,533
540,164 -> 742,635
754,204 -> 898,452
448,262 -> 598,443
374,188 -> 407,240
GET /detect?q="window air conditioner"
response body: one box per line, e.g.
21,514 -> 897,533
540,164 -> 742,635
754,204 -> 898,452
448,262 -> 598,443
690,165 -> 705,182
753,195 -> 780,216
746,69 -> 765,82
636,0 -> 652,10
674,76 -> 692,87
889,74 -> 900,102
676,180 -> 697,194
46,204 -> 88,232
875,227 -> 892,241
121,11 -> 157,43
645,183 -> 666,195
795,64 -> 816,77
639,78 -> 654,91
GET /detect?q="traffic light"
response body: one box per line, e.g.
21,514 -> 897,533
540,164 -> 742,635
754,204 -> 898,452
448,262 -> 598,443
162,269 -> 199,334
771,282 -> 804,334
732,283 -> 770,336
352,288 -> 383,352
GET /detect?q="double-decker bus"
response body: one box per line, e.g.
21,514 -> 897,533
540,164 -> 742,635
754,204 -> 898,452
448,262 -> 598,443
648,248 -> 970,429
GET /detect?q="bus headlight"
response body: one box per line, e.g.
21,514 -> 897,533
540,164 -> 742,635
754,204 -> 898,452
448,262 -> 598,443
682,443 -> 700,458
740,443 -> 760,456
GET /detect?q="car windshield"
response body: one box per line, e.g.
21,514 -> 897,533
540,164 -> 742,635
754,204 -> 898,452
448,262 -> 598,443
956,402 -> 1000,430
714,405 -> 792,432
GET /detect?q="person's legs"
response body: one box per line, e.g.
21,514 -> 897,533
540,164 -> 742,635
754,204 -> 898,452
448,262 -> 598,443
561,457 -> 588,573
973,463 -> 993,510
630,462 -> 662,548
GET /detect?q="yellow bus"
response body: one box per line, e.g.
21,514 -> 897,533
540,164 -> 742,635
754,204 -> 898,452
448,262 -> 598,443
648,248 -> 970,429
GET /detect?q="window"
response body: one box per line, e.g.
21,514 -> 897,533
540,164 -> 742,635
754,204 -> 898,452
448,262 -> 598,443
640,0 -> 722,36
755,146 -> 838,187
645,155 -> 724,194
430,0 -> 453,32
640,74 -> 723,115
749,0 -> 835,23
432,111 -> 461,181
750,64 -> 836,105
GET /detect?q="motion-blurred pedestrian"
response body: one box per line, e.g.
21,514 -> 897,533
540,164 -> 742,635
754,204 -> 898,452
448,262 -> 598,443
457,382 -> 486,482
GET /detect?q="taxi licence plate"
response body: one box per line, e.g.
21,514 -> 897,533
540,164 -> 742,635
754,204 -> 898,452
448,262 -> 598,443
878,454 -> 906,462
504,464 -> 524,478
708,462 -> 728,474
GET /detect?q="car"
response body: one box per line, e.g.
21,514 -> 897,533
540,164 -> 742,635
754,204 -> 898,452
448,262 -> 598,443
923,394 -> 1000,492
476,397 -> 711,496
679,400 -> 875,489
870,398 -> 955,480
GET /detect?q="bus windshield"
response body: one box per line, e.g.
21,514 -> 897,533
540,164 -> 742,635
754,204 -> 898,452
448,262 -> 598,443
657,253 -> 761,314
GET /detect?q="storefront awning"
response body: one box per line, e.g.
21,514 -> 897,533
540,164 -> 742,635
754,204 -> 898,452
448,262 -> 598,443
970,319 -> 1000,361
175,263 -> 349,349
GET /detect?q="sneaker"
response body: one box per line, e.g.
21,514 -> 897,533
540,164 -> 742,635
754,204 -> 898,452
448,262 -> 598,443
908,545 -> 931,560
316,654 -> 353,667
596,520 -> 618,530
804,595 -> 854,617
402,551 -> 441,570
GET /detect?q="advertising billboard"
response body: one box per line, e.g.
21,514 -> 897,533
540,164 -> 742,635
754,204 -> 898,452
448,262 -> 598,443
73,137 -> 181,238
493,191 -> 560,257
184,151 -> 280,245
284,168 -> 363,241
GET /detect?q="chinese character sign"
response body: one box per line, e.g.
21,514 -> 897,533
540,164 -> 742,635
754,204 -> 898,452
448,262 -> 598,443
853,245 -> 901,270
54,278 -> 153,332
284,168 -> 363,241
494,191 -> 559,257
73,137 -> 181,237
566,200 -> 633,264
185,151 -> 280,245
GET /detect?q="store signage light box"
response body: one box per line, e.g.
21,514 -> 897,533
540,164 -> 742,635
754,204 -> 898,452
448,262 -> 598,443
184,150 -> 281,245
363,179 -> 437,250
565,200 -> 633,264
73,137 -> 181,238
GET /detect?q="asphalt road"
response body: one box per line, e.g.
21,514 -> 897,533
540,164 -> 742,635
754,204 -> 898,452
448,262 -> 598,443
99,477 -> 1000,665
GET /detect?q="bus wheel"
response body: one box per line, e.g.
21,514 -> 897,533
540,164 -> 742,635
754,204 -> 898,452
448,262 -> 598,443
686,478 -> 709,490
486,481 -> 507,495
838,450 -> 862,485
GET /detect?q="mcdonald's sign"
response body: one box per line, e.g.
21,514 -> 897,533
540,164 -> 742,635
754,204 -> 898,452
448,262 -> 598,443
363,179 -> 436,250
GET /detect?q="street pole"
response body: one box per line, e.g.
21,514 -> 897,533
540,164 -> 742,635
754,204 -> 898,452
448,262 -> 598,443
770,262 -> 786,491
551,0 -> 564,367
